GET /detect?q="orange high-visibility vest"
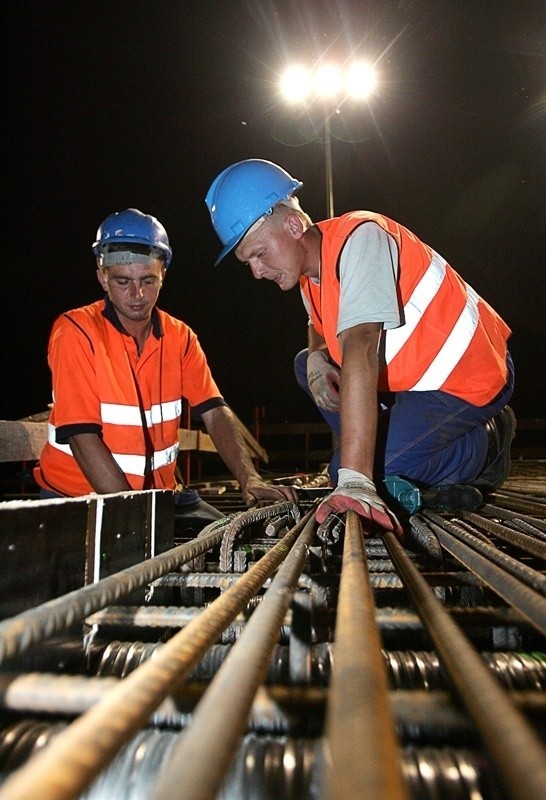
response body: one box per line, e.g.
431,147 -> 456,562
300,212 -> 511,405
34,301 -> 223,496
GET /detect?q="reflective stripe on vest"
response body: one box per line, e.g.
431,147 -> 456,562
410,284 -> 479,391
100,399 -> 182,426
47,423 -> 179,477
384,251 -> 447,363
383,251 -> 480,389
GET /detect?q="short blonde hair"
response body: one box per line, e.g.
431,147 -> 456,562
244,196 -> 312,240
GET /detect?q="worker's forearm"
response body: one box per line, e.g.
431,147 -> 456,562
339,370 -> 378,476
68,433 -> 132,494
338,323 -> 382,478
202,407 -> 259,489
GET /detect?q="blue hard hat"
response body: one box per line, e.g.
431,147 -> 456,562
205,159 -> 303,265
92,208 -> 172,268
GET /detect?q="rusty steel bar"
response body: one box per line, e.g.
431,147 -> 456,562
149,513 -> 317,800
423,512 -> 546,636
153,570 -> 404,590
85,605 -> 205,629
489,491 -> 546,518
0,509 -> 315,800
325,511 -> 409,800
1,672 -> 545,741
407,514 -> 443,559
426,514 -> 546,596
219,501 -> 300,572
460,510 -> 546,559
0,517 -> 233,667
0,674 -> 327,734
482,503 -> 546,534
504,518 -> 546,543
382,530 -> 546,800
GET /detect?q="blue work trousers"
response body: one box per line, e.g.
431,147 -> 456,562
294,349 -> 514,487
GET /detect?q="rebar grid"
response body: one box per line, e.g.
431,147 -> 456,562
0,509 -> 315,800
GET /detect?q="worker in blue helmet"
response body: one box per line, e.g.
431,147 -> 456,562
35,208 -> 297,511
206,160 -> 515,536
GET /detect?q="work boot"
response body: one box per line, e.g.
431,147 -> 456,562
420,483 -> 483,510
470,406 -> 516,492
381,476 -> 483,514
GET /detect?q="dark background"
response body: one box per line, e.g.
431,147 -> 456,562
4,0 -> 545,428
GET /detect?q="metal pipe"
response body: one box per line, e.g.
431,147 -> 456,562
324,511 -> 409,800
383,530 -> 546,800
0,509 -> 315,800
150,514 -> 317,800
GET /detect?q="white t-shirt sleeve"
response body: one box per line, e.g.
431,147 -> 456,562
337,222 -> 401,335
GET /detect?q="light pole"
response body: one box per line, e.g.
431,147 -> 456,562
323,107 -> 335,218
279,62 -> 376,217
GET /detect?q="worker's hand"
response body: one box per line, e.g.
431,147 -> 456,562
307,350 -> 341,412
316,469 -> 403,538
241,475 -> 299,507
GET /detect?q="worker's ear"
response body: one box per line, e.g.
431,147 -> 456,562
96,267 -> 108,291
286,213 -> 305,239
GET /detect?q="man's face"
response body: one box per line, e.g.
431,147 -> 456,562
235,218 -> 305,291
97,260 -> 165,325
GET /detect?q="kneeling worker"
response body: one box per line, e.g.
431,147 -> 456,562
205,159 -> 515,535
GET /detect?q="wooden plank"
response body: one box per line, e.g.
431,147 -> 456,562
0,420 -> 47,461
178,429 -> 217,453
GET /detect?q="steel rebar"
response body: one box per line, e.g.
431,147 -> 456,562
427,514 -> 546,595
423,510 -> 546,636
383,529 -> 546,800
460,510 -> 546,559
324,511 -> 409,800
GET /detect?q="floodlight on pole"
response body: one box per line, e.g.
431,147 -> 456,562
279,61 -> 377,217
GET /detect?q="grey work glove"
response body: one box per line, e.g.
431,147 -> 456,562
316,468 -> 403,538
307,350 -> 341,412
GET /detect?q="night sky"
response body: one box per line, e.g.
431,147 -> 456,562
5,0 -> 545,428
